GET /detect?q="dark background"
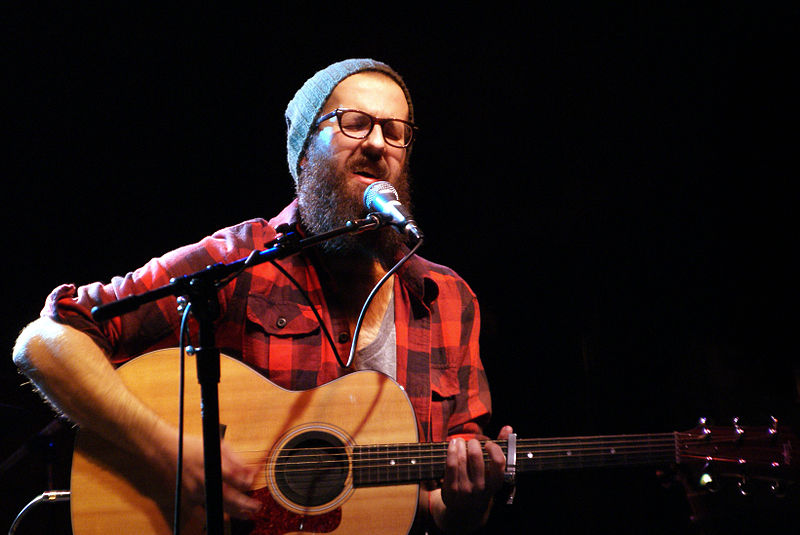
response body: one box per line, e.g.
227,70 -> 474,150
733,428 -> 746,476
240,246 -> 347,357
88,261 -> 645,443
2,4 -> 797,534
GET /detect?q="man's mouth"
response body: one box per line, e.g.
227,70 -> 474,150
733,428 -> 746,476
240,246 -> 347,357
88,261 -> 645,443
352,170 -> 381,184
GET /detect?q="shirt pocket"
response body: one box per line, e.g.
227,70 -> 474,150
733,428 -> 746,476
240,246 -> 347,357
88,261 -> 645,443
245,294 -> 321,337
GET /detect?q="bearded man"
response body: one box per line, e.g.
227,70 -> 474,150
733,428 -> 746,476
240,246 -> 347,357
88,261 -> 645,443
13,59 -> 511,534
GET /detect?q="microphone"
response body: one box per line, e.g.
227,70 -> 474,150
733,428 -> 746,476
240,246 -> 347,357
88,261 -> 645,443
363,181 -> 424,241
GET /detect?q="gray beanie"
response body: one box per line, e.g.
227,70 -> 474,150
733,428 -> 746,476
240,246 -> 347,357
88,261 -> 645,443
285,58 -> 414,184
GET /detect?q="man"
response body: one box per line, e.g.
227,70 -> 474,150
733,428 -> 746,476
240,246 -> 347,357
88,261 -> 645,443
13,58 -> 510,534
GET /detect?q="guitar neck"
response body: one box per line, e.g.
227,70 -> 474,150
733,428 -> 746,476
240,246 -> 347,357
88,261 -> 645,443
352,432 -> 678,487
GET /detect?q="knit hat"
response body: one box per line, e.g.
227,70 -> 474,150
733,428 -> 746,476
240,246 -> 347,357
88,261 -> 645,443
285,58 -> 414,184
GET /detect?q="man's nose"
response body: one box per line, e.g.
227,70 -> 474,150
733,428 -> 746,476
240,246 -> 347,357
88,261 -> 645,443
361,123 -> 387,155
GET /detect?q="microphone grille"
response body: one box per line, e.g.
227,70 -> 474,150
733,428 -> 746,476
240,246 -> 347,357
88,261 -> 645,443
363,180 -> 398,209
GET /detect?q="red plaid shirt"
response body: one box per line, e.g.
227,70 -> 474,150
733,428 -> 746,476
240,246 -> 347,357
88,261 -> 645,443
43,201 -> 492,442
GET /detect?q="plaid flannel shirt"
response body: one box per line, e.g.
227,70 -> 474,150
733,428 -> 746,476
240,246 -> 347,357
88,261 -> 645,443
42,201 -> 492,442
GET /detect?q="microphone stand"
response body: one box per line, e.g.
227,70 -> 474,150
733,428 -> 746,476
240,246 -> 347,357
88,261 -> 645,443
91,214 -> 387,535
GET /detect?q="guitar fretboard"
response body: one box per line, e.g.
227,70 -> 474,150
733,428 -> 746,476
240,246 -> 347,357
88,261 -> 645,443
352,433 -> 678,487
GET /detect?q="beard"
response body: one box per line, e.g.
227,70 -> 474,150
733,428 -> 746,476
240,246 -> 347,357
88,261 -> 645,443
295,138 -> 413,269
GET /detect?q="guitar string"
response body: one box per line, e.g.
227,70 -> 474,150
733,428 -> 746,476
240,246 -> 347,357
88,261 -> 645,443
235,447 -> 682,489
229,436 -> 772,487
241,453 -> 770,481
223,434 -> 766,474
232,445 -> 680,468
227,437 -> 689,463
232,441 -> 683,473
193,433 -> 777,490
248,452 -> 681,477
228,432 -> 763,462
238,448 -> 780,495
256,447 -> 681,470
228,434 -> 681,455
234,443 -> 774,476
227,434 -> 683,461
254,438 -> 680,460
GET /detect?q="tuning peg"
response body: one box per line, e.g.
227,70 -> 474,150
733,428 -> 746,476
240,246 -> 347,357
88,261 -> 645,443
768,415 -> 779,436
733,416 -> 743,434
770,480 -> 787,498
733,417 -> 744,442
738,475 -> 750,496
699,417 -> 711,438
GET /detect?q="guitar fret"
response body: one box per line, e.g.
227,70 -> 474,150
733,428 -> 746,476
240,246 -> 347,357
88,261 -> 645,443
397,443 -> 405,483
379,444 -> 386,482
363,444 -> 371,485
371,444 -> 379,484
369,444 -> 377,484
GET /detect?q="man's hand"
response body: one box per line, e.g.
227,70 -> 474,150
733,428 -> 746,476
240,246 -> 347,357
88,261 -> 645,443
432,425 -> 513,533
164,434 -> 262,519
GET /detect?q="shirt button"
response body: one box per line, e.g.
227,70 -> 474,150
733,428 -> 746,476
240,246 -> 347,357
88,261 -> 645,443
338,332 -> 350,344
276,317 -> 287,329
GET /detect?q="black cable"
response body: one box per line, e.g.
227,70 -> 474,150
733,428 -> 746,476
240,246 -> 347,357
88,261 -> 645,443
347,238 -> 423,368
173,301 -> 192,535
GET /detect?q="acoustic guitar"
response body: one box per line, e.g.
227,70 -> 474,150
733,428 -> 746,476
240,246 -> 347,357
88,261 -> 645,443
70,349 -> 797,535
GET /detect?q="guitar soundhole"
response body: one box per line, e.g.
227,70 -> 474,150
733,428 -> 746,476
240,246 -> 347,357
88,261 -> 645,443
275,430 -> 349,508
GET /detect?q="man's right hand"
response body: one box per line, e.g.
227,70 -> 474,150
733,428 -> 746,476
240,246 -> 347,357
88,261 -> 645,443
167,434 -> 262,519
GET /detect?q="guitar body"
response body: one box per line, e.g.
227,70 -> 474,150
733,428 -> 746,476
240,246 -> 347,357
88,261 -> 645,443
70,349 -> 420,535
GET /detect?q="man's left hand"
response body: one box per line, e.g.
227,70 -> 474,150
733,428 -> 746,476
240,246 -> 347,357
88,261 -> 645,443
438,425 -> 513,531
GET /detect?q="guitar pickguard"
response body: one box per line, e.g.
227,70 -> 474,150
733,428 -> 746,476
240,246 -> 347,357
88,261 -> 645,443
233,487 -> 342,535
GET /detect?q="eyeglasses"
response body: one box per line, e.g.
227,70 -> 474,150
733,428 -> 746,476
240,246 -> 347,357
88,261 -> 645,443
315,108 -> 417,148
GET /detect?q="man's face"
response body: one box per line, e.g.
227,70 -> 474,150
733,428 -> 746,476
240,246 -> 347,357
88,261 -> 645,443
296,72 -> 412,261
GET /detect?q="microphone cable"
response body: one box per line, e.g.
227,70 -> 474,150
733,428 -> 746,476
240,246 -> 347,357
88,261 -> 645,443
346,238 -> 423,369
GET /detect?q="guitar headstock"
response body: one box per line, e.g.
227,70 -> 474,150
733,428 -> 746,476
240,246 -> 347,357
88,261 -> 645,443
677,417 -> 798,494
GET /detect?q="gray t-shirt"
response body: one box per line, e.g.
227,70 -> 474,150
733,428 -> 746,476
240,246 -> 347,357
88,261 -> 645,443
354,290 -> 397,380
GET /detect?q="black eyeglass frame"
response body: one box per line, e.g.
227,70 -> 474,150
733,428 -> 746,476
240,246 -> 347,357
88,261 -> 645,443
315,108 -> 418,148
